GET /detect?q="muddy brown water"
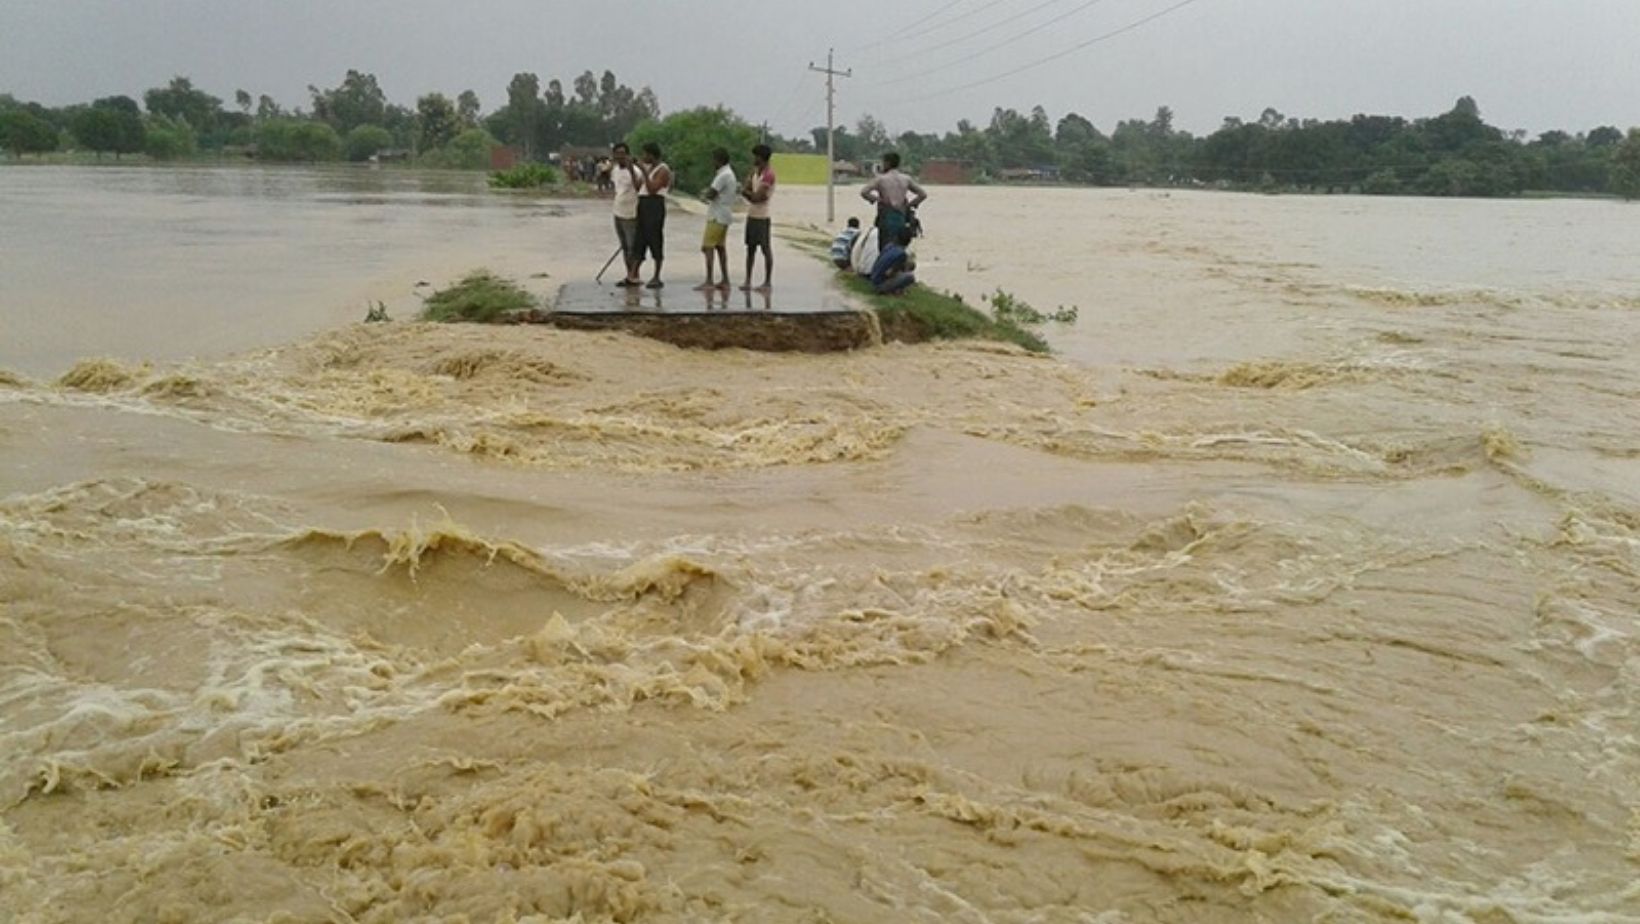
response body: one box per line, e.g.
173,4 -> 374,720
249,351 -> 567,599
2,167 -> 1638,922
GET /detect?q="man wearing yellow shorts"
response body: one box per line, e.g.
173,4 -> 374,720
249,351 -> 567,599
697,148 -> 736,291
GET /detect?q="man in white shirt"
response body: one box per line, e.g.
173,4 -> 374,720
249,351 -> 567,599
609,142 -> 645,288
697,147 -> 737,291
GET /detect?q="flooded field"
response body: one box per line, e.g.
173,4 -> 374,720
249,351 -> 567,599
2,166 -> 1638,922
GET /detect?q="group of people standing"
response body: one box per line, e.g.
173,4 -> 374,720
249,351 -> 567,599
561,155 -> 611,188
608,141 -> 777,292
605,143 -> 926,295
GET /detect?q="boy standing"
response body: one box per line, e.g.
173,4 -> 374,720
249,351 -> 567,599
697,147 -> 736,291
740,143 -> 776,292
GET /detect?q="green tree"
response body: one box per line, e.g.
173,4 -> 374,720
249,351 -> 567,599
855,114 -> 891,154
309,70 -> 387,134
143,77 -> 222,134
72,96 -> 144,158
0,109 -> 59,157
457,90 -> 482,128
498,72 -> 545,156
235,89 -> 253,115
381,104 -> 416,149
1587,126 -> 1624,148
143,114 -> 197,160
1060,139 -> 1114,185
628,106 -> 760,195
344,124 -> 393,162
256,94 -> 282,121
416,93 -> 459,152
1054,112 -> 1100,146
1611,129 -> 1640,200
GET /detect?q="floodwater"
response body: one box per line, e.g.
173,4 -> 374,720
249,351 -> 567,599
2,166 -> 1639,922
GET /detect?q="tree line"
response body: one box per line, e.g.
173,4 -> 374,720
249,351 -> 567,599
0,69 -> 660,169
825,97 -> 1640,199
3,74 -> 1638,199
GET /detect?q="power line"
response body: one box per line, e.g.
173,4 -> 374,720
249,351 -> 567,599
903,0 -> 1209,102
765,71 -> 813,129
852,0 -> 1017,54
878,0 -> 1082,66
882,0 -> 1116,85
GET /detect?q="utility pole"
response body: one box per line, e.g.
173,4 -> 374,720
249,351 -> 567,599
808,48 -> 851,223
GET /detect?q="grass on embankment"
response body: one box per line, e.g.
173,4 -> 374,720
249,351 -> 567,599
781,228 -> 1049,354
421,270 -> 537,323
834,272 -> 1048,353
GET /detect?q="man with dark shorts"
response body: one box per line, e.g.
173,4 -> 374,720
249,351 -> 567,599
609,142 -> 644,287
633,142 -> 672,289
740,143 -> 776,291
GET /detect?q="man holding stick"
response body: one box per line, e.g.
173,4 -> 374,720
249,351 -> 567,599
608,142 -> 645,287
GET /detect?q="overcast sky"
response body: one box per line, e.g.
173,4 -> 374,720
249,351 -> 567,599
3,0 -> 1639,138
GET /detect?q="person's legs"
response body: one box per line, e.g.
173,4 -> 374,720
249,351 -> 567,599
698,222 -> 727,289
875,272 -> 915,296
636,199 -> 664,287
743,218 -> 773,290
647,205 -> 666,287
757,242 -> 773,290
614,217 -> 639,286
715,245 -> 729,289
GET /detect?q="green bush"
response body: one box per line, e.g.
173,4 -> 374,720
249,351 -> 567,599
488,162 -> 559,189
418,128 -> 498,170
422,270 -> 536,323
1361,169 -> 1402,195
345,124 -> 393,162
143,115 -> 197,160
256,119 -> 342,162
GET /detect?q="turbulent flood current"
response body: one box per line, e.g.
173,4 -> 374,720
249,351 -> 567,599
2,167 -> 1638,922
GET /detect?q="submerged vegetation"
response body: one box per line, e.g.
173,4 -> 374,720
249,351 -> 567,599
488,162 -> 559,189
421,271 -> 536,323
984,289 -> 1078,326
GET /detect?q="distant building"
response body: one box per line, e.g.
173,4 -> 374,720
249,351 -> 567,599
997,165 -> 1060,183
490,146 -> 523,171
922,159 -> 974,185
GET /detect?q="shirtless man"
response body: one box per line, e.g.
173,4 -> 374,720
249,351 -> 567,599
860,151 -> 927,246
740,143 -> 776,292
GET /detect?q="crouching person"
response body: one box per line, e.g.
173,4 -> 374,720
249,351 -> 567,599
870,227 -> 917,296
